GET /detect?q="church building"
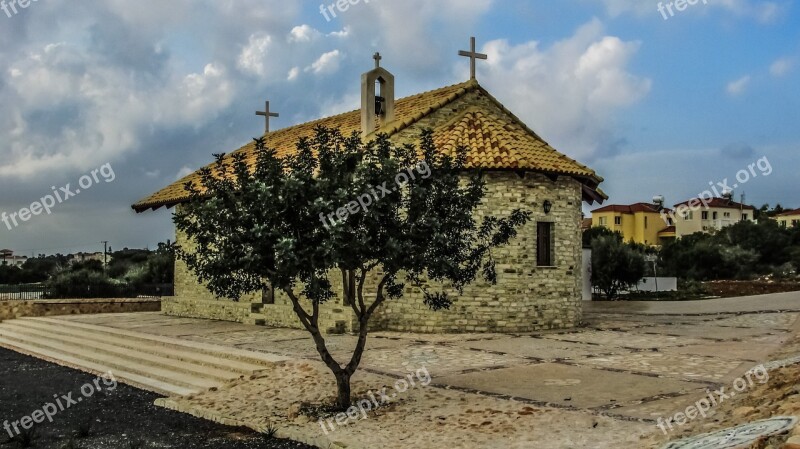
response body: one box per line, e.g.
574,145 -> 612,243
133,40 -> 606,334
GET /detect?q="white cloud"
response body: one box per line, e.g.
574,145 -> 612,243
175,166 -> 195,180
237,33 -> 273,76
770,57 -> 793,77
596,0 -> 787,22
287,66 -> 300,81
479,20 -> 651,160
288,25 -> 321,43
726,75 -> 751,96
0,43 -> 234,177
329,26 -> 351,38
305,50 -> 342,75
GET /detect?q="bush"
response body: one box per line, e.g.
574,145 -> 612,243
47,270 -> 135,299
591,236 -> 646,300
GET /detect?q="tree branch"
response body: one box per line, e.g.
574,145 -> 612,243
346,273 -> 391,374
284,288 -> 343,373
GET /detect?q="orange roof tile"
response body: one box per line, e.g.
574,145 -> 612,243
133,80 -> 604,212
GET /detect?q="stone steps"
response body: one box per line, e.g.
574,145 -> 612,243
0,316 -> 288,397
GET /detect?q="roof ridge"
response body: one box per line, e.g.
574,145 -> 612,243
263,79 -> 477,140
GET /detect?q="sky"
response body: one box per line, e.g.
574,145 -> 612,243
0,0 -> 798,256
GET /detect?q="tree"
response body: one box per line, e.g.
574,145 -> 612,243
591,236 -> 646,300
582,226 -> 623,247
174,127 -> 529,410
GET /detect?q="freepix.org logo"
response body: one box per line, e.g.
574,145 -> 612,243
1,163 -> 116,231
1,0 -> 40,19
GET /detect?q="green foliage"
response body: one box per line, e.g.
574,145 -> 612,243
590,236 -> 646,300
0,254 -> 67,285
174,127 -> 529,408
47,270 -> 133,299
660,220 -> 800,281
263,424 -> 279,440
792,247 -> 800,273
70,259 -> 104,273
582,226 -> 623,247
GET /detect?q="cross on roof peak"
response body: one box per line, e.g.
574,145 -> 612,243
458,36 -> 488,81
373,52 -> 382,69
255,100 -> 279,133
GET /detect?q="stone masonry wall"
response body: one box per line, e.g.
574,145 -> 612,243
370,171 -> 583,333
0,298 -> 161,322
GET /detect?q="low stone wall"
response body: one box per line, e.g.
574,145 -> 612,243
0,298 -> 161,322
162,296 -> 252,323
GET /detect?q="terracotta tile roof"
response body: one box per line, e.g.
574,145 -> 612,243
591,203 -> 668,215
673,197 -> 756,211
133,80 -> 604,212
658,226 -> 676,235
581,218 -> 593,231
777,208 -> 800,217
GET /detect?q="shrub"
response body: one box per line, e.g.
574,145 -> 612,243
591,236 -> 646,300
47,270 -> 134,299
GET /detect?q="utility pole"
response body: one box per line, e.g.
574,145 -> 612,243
740,192 -> 746,222
102,241 -> 109,271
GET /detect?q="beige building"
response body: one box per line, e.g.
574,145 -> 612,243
0,250 -> 27,268
672,197 -> 755,238
133,55 -> 606,334
776,209 -> 800,228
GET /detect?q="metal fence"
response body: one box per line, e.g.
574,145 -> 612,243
0,283 -> 174,301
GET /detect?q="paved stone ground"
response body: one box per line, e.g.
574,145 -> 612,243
61,292 -> 800,448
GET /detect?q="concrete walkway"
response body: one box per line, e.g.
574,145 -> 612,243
1,291 -> 798,448
584,291 -> 800,315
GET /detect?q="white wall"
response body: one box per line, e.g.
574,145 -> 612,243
582,248 -> 592,300
637,277 -> 678,292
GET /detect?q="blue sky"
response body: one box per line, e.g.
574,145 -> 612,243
0,0 -> 797,255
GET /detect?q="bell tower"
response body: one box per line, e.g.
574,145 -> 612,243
361,52 -> 395,138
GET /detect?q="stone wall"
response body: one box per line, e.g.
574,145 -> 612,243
369,172 -> 583,333
161,296 -> 253,323
0,298 -> 161,322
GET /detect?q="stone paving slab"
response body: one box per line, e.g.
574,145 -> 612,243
436,363 -> 702,409
361,344 -> 528,377
640,324 -> 783,341
660,340 -> 784,362
452,336 -> 622,360
235,335 -> 415,359
603,388 -> 712,420
185,328 -> 312,345
573,352 -> 745,382
542,330 -> 706,349
710,312 -> 800,330
371,331 -> 508,342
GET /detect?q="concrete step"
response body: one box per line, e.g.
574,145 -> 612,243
0,335 -> 196,397
7,318 -> 265,375
0,321 -> 241,383
0,326 -> 220,391
21,317 -> 288,366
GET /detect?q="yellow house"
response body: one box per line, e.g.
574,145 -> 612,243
777,209 -> 800,228
590,203 -> 674,246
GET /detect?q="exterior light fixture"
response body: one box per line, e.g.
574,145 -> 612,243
543,200 -> 553,215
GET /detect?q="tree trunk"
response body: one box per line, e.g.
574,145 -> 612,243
334,370 -> 352,410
